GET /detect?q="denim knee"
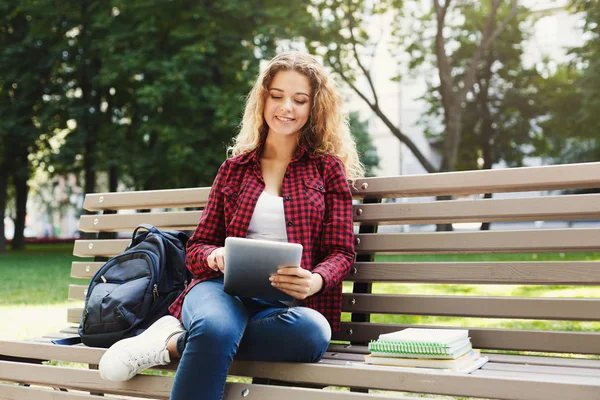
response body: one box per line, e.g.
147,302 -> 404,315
186,310 -> 245,353
295,308 -> 331,362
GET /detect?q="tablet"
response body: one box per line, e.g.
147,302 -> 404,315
223,237 -> 303,301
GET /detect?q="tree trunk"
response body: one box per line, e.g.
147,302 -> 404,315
11,160 -> 29,250
440,109 -> 463,173
109,164 -> 118,193
0,165 -> 7,252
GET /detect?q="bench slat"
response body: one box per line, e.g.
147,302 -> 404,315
2,342 -> 599,400
352,162 -> 600,198
83,187 -> 210,211
0,384 -> 103,400
336,323 -> 600,355
66,290 -> 600,321
327,345 -> 600,369
77,193 -> 600,233
71,262 -> 104,278
349,261 -> 600,284
483,362 -> 600,377
341,294 -> 600,321
355,228 -> 600,254
0,361 -> 171,399
73,229 -> 600,258
229,359 -> 600,400
71,261 -> 600,285
354,194 -> 600,225
78,211 -> 201,232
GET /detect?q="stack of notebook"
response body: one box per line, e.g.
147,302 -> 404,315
365,328 -> 488,373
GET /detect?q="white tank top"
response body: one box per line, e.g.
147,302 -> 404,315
246,191 -> 288,242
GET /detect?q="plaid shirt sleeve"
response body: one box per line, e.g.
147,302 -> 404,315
185,159 -> 230,278
312,156 -> 355,292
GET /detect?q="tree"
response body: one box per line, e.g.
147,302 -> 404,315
304,0 -> 520,174
349,112 -> 380,176
0,1 -> 63,249
534,0 -> 600,164
419,2 -> 543,172
49,0 -> 315,195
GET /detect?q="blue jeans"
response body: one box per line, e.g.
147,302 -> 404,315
170,277 -> 332,400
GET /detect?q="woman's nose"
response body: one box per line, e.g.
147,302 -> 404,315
280,97 -> 293,111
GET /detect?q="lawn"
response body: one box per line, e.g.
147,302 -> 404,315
1,244 -> 600,341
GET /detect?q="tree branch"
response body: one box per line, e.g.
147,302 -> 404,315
331,64 -> 438,173
345,1 -> 379,108
459,0 -> 518,101
433,0 -> 454,123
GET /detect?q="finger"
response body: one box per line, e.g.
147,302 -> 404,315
273,284 -> 309,299
216,253 -> 225,272
270,275 -> 310,287
272,280 -> 310,295
207,255 -> 218,271
277,266 -> 308,277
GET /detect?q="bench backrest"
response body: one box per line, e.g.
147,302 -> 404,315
68,162 -> 600,355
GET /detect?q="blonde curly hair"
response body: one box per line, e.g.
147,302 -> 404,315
228,51 -> 364,180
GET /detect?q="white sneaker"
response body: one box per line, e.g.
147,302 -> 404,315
98,315 -> 185,381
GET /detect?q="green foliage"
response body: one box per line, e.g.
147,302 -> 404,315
42,0 -> 314,191
349,112 -> 379,176
403,1 -> 547,171
534,0 -> 600,164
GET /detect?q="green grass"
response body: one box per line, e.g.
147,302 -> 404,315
0,243 -> 86,305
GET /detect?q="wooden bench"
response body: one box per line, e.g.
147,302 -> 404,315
2,161 -> 600,399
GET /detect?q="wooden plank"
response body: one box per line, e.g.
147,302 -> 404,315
71,262 -> 103,279
348,261 -> 600,284
74,259 -> 600,284
472,367 -> 600,384
353,194 -> 600,225
74,228 -> 600,258
223,382 -> 414,400
354,228 -> 600,254
326,345 -> 600,370
83,187 -> 210,211
334,323 -> 600,355
70,292 -> 599,324
486,353 -> 600,369
78,211 -> 201,233
0,361 -> 171,399
2,348 -> 599,399
352,162 -> 600,198
228,359 -> 600,400
0,340 -> 103,365
0,384 -> 103,400
72,239 -> 129,257
483,362 -> 600,377
68,308 -> 83,324
341,293 -> 600,321
68,285 -> 87,301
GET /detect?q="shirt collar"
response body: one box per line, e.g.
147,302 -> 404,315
232,139 -> 316,166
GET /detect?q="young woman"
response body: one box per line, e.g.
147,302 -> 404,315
99,51 -> 364,400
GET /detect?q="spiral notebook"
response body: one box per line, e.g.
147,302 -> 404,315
368,328 -> 471,359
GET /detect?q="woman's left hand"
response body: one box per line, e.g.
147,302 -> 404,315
269,267 -> 323,300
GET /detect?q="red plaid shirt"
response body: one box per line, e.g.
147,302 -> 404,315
168,143 -> 355,332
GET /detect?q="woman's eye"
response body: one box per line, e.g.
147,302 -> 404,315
294,100 -> 307,105
270,95 -> 283,99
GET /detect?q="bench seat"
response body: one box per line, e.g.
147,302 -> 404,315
2,161 -> 600,399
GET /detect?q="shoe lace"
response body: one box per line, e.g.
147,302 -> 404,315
132,349 -> 165,369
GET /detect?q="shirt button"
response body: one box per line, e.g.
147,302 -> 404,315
285,196 -> 291,200
287,221 -> 293,227
285,173 -> 290,178
318,185 -> 324,190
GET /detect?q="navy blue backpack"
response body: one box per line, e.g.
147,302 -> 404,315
78,224 -> 190,348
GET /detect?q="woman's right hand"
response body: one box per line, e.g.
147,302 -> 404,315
207,247 -> 225,273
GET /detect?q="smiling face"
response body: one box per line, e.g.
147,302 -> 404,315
263,70 -> 312,140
